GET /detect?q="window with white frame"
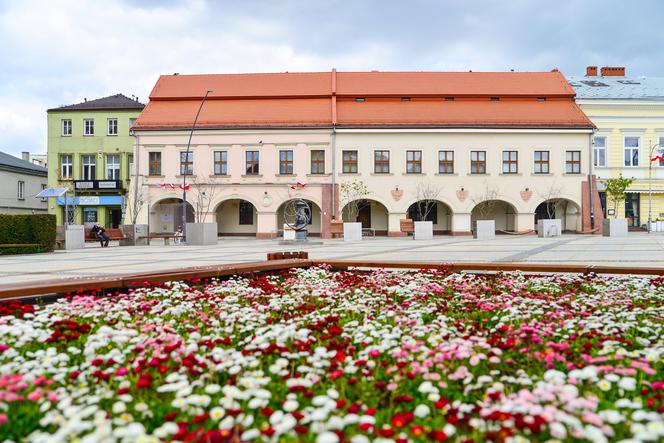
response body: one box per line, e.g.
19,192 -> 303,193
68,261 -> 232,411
60,154 -> 72,179
84,119 -> 94,136
62,119 -> 72,136
624,136 -> 640,167
82,155 -> 96,180
594,136 -> 607,167
129,118 -> 136,133
128,154 -> 134,177
107,118 -> 118,135
41,184 -> 47,202
533,150 -> 549,174
17,181 -> 25,200
106,154 -> 120,180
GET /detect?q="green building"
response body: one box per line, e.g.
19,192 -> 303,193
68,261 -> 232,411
47,94 -> 144,227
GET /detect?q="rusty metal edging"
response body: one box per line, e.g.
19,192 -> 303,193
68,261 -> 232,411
1,258 -> 663,301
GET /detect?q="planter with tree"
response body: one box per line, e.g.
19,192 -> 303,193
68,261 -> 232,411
340,180 -> 370,241
603,174 -> 633,237
471,184 -> 500,240
411,181 -> 442,240
121,184 -> 148,246
185,177 -> 220,245
536,183 -> 564,238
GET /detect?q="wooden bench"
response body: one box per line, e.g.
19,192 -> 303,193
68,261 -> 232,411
267,251 -> 309,260
138,234 -> 181,245
330,220 -> 343,238
85,228 -> 126,242
400,218 -> 414,235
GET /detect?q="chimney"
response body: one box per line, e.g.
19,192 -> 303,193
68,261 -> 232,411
586,66 -> 598,76
21,152 -> 29,161
601,66 -> 626,77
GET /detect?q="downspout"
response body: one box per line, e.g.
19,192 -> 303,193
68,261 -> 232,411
588,129 -> 596,230
132,132 -> 140,225
331,68 -> 338,219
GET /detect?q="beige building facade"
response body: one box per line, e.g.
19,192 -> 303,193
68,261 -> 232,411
131,71 -> 598,238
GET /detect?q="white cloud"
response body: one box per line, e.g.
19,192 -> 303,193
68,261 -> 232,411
0,0 -> 394,154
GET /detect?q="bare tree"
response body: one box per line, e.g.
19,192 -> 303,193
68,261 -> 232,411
471,182 -> 500,220
538,183 -> 565,220
54,169 -> 78,225
125,185 -> 147,225
413,180 -> 442,221
189,176 -> 220,223
340,180 -> 371,222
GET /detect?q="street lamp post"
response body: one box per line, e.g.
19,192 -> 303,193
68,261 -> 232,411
181,89 -> 213,245
648,142 -> 661,233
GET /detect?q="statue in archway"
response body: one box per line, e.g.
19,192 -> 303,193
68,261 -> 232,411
283,198 -> 311,242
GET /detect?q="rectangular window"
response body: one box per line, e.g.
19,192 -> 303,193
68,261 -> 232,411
374,150 -> 390,173
105,154 -> 120,180
128,154 -> 134,177
279,150 -> 293,175
214,151 -> 228,175
17,181 -> 25,200
659,137 -> 664,167
83,207 -> 98,223
84,119 -> 94,136
624,137 -> 640,167
148,152 -> 161,176
566,150 -> 581,174
594,136 -> 607,167
82,155 -> 96,180
470,150 -> 486,174
61,119 -> 72,136
40,184 -> 47,202
60,154 -> 73,179
245,151 -> 259,175
406,150 -> 422,174
534,150 -> 550,174
129,118 -> 136,133
438,150 -> 454,174
239,201 -> 254,225
310,150 -> 325,174
342,150 -> 358,173
107,118 -> 118,135
502,151 -> 518,174
180,151 -> 194,176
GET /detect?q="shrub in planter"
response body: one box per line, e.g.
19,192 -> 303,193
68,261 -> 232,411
0,214 -> 56,252
0,244 -> 44,255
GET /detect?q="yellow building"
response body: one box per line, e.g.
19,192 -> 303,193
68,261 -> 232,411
569,66 -> 664,229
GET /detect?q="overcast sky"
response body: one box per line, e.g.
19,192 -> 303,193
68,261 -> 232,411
1,0 -> 663,156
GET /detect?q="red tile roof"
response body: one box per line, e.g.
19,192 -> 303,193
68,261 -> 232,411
134,70 -> 594,130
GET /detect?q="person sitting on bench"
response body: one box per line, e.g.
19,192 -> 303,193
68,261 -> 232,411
91,224 -> 110,248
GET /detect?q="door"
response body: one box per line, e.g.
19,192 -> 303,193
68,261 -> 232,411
358,204 -> 371,229
108,208 -> 122,228
625,193 -> 640,227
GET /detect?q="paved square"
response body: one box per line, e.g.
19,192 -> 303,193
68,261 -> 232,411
1,232 -> 663,285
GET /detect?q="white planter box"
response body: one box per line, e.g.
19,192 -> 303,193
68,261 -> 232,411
537,219 -> 562,238
474,220 -> 495,240
343,222 -> 363,242
283,224 -> 296,241
185,222 -> 218,245
120,224 -> 148,246
603,218 -> 628,237
64,225 -> 85,250
413,221 -> 433,240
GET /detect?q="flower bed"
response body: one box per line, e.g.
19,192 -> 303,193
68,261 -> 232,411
1,267 -> 663,442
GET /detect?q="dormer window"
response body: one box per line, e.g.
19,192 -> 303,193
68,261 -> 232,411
355,98 -> 366,102
490,97 -> 500,101
401,97 -> 411,101
444,97 -> 455,101
536,97 -> 546,102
